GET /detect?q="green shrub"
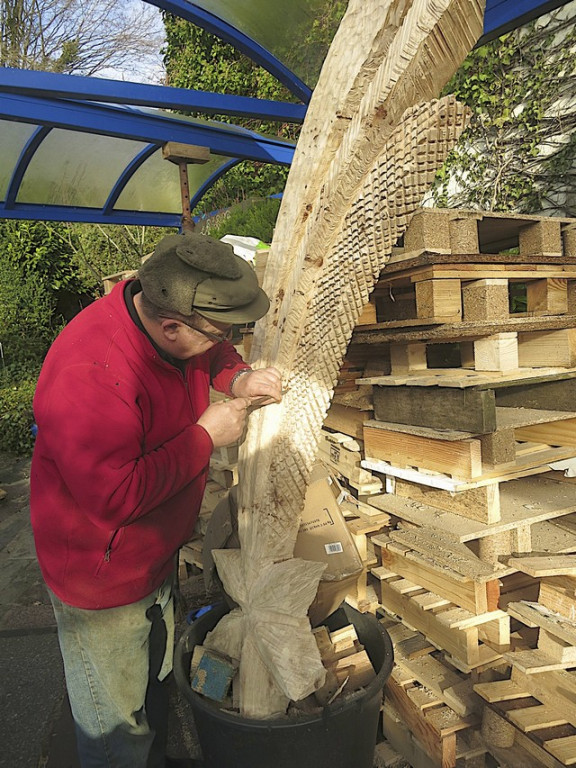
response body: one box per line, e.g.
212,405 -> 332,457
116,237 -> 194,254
205,198 -> 281,243
0,362 -> 40,456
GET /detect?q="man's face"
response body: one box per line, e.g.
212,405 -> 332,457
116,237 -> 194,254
159,314 -> 234,359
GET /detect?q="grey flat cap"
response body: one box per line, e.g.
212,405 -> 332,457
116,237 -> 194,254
138,232 -> 270,323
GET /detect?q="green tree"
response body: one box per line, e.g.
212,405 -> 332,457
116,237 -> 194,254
0,220 -> 84,362
0,0 -> 163,78
433,7 -> 576,215
67,223 -> 175,290
205,197 -> 281,243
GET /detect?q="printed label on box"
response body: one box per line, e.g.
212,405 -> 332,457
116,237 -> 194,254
325,542 -> 344,555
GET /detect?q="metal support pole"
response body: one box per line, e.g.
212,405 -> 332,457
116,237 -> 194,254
178,161 -> 195,232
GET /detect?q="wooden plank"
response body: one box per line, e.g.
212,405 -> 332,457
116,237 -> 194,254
507,602 -> 576,648
497,407 -> 576,429
353,314 -> 576,345
372,385 -> 497,433
394,478 -> 501,524
408,266 -> 576,281
507,705 -> 567,732
323,402 -> 368,440
543,735 -> 576,765
162,141 -> 211,164
507,555 -> 576,577
518,330 -> 576,368
363,422 -> 483,479
495,376 -> 576,411
539,579 -> 576,621
366,441 -> 576,490
503,649 -> 575,674
511,666 -> 576,728
363,367 -> 576,390
473,679 -> 528,703
396,655 -> 481,717
515,418 -> 576,447
389,528 -> 498,582
367,419 -> 478,441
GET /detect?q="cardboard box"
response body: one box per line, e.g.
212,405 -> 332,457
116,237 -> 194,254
294,464 -> 364,625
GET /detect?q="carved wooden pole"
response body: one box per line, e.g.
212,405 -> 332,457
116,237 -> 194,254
208,0 -> 486,718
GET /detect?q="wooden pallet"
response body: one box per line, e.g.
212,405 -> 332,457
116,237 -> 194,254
372,263 -> 576,326
372,533 -> 501,616
362,371 -> 576,444
393,208 -> 575,261
364,412 -> 576,484
367,475 -> 576,564
363,441 -> 576,494
362,365 -> 576,392
382,617 -> 482,718
385,666 -> 479,768
475,678 -> 576,767
375,330 -> 576,378
373,567 -> 509,670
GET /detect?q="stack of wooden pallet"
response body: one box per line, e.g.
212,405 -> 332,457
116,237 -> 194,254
321,207 -> 576,768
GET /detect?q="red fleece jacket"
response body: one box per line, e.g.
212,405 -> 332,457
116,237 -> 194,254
30,282 -> 248,609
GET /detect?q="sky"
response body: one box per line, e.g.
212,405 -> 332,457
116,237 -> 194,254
97,0 -> 167,85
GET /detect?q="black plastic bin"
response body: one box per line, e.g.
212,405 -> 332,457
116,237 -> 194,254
174,602 -> 394,768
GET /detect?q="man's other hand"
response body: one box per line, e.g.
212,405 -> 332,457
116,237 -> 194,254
197,398 -> 251,447
231,367 -> 283,407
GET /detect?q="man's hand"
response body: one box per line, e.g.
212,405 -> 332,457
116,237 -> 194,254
231,367 -> 283,406
197,398 -> 251,447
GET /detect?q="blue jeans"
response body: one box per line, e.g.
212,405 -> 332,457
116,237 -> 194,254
49,576 -> 175,768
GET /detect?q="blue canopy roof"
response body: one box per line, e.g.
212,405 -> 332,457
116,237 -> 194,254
0,0 -> 571,227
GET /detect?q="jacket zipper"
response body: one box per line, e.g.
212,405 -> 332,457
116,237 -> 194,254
104,530 -> 120,563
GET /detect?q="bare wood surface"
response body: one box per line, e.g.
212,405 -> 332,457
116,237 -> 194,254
210,0 -> 485,715
368,475 -> 576,543
364,443 -> 576,491
353,314 -> 576,344
360,366 -> 576,389
507,555 -> 576,578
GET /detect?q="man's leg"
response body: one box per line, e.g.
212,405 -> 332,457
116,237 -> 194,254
49,577 -> 174,768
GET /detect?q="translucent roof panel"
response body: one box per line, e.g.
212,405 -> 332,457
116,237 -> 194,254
19,131 -> 149,207
0,97 -> 294,226
190,0 -> 346,88
0,121 -> 37,201
117,151 -> 234,214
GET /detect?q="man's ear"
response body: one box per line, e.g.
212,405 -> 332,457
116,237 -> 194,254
159,318 -> 180,342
